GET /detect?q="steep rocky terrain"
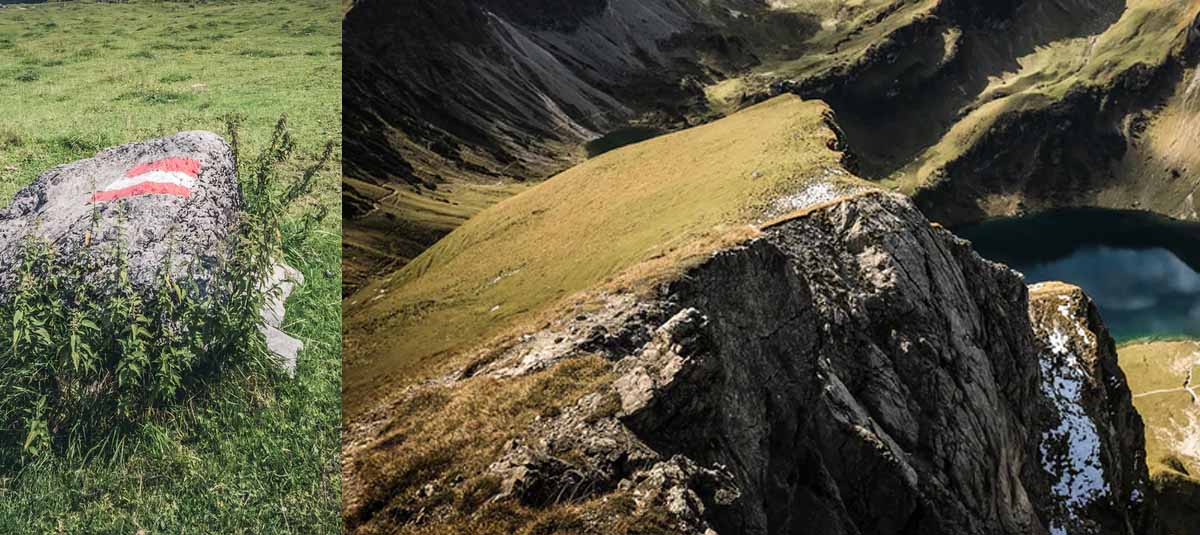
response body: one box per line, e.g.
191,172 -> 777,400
343,0 -> 1200,292
343,190 -> 1157,534
343,1 -> 1200,529
342,96 -> 1166,533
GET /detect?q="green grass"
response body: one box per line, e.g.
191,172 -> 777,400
896,0 -> 1198,191
0,0 -> 341,532
0,0 -> 342,207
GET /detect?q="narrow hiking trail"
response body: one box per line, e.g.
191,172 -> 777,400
1134,352 -> 1200,405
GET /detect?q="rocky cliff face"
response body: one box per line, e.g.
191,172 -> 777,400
1026,282 -> 1151,535
343,192 -> 1156,534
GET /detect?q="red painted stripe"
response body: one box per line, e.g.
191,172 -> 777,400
126,157 -> 200,178
89,182 -> 191,203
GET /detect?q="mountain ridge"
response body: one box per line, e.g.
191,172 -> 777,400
342,0 -> 1200,293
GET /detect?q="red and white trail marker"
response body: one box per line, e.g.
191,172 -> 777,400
90,157 -> 201,203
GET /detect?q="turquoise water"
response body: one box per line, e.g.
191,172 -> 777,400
955,208 -> 1200,342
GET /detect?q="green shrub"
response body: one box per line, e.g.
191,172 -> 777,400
14,70 -> 39,83
0,116 -> 333,460
114,88 -> 193,105
159,72 -> 194,84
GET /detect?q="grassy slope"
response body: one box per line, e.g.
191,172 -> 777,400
1119,340 -> 1200,532
1106,55 -> 1200,220
342,177 -> 528,296
0,1 -> 341,532
693,0 -> 1200,215
719,0 -> 1199,197
897,0 -> 1199,193
342,95 -> 865,417
708,0 -> 942,103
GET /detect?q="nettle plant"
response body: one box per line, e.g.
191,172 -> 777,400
0,116 -> 332,458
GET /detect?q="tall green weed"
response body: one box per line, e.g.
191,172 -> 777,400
0,116 -> 333,460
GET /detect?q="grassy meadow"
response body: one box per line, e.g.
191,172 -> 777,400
0,0 -> 341,532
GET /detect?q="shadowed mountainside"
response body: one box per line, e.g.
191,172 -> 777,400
343,0 -> 1200,294
342,0 -> 826,292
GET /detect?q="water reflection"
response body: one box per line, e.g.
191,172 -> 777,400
956,209 -> 1200,341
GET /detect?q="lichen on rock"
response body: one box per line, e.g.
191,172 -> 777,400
0,131 -> 241,296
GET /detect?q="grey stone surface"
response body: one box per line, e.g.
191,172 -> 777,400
261,262 -> 305,376
0,132 -> 303,375
0,131 -> 241,296
353,191 -> 1156,534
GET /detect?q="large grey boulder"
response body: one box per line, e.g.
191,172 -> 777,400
0,131 -> 303,372
0,131 -> 241,295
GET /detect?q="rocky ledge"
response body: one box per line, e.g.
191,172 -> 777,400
344,191 -> 1156,534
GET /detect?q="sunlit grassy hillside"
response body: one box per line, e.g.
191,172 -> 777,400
1120,340 -> 1200,533
341,94 -> 870,416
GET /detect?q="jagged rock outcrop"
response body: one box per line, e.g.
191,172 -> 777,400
344,192 -> 1156,534
1027,282 -> 1151,535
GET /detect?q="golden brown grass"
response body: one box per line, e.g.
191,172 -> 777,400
342,95 -> 866,418
342,355 -> 619,534
1118,339 -> 1200,532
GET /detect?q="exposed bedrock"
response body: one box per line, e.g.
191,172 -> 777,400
351,192 -> 1156,534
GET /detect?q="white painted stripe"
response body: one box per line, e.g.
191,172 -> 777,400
102,171 -> 196,191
